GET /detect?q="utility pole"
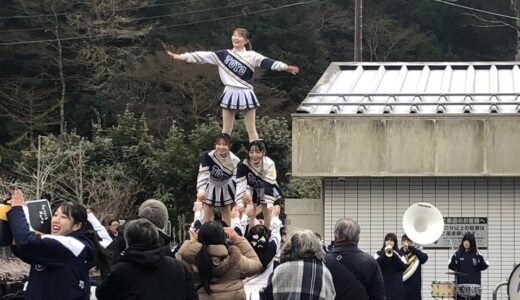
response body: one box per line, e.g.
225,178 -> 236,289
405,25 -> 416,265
36,135 -> 41,199
354,0 -> 363,62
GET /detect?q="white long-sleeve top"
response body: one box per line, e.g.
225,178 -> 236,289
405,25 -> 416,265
235,156 -> 279,208
180,49 -> 288,89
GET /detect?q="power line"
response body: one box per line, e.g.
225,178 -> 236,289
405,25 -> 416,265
0,0 -> 267,34
0,75 -> 298,81
158,1 -> 319,30
0,0 -> 198,20
0,0 -> 318,46
433,0 -> 520,20
132,0 -> 269,22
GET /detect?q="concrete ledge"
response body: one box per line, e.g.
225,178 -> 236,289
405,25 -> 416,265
292,115 -> 520,177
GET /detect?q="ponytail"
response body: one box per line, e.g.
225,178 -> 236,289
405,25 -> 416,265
196,244 -> 214,294
84,220 -> 113,278
233,27 -> 252,50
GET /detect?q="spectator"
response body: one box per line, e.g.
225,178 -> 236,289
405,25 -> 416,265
109,199 -> 173,259
96,219 -> 196,300
176,220 -> 262,299
326,218 -> 385,300
107,219 -> 120,239
260,229 -> 336,300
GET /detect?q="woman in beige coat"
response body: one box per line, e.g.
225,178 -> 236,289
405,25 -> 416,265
176,220 -> 262,300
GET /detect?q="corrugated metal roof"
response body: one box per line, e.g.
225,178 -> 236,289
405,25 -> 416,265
296,62 -> 520,115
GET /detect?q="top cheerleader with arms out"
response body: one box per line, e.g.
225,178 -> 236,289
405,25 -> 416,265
166,28 -> 299,142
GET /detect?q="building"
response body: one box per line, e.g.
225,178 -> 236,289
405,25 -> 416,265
292,62 -> 520,299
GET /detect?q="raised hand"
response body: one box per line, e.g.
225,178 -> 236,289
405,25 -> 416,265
286,65 -> 300,75
166,50 -> 181,60
10,190 -> 26,207
224,226 -> 238,243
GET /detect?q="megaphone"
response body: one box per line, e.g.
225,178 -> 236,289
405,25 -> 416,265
0,201 -> 13,246
0,199 -> 52,247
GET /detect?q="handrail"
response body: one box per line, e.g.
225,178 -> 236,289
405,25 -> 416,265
307,92 -> 520,97
298,102 -> 520,106
492,282 -> 508,300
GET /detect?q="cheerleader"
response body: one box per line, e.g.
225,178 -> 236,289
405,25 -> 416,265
196,133 -> 240,226
235,140 -> 281,228
166,27 -> 299,142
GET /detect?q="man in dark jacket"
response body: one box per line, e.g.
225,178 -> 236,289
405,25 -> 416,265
326,218 -> 385,300
96,218 -> 196,300
400,234 -> 428,300
324,255 -> 368,299
108,199 -> 174,259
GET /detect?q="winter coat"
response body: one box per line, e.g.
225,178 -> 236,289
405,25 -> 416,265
260,257 -> 336,300
7,206 -> 95,300
324,255 -> 368,300
400,246 -> 428,300
375,248 -> 407,300
176,236 -> 263,300
327,242 -> 385,300
108,217 -> 174,260
96,245 -> 196,300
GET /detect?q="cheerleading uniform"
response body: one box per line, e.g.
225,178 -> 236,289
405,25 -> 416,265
179,49 -> 289,110
235,156 -> 282,208
197,150 -> 240,207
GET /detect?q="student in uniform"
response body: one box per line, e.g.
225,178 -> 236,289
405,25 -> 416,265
375,233 -> 407,300
7,189 -> 111,300
196,133 -> 240,226
448,232 -> 488,300
166,28 -> 299,142
400,234 -> 428,300
235,140 -> 281,228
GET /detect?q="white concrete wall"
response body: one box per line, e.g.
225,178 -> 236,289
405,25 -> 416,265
323,177 -> 519,300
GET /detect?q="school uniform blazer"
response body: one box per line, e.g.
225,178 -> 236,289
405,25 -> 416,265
7,206 -> 95,300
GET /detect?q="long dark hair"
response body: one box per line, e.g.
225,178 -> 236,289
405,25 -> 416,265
57,202 -> 112,275
382,232 -> 399,252
246,224 -> 274,270
458,232 -> 478,253
196,221 -> 227,295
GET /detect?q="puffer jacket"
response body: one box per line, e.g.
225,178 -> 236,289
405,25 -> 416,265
176,236 -> 262,300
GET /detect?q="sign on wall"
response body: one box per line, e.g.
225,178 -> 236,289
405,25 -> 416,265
425,217 -> 488,250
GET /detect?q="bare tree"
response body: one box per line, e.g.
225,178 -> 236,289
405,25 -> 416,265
512,0 -> 520,60
84,164 -> 142,222
0,83 -> 59,144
